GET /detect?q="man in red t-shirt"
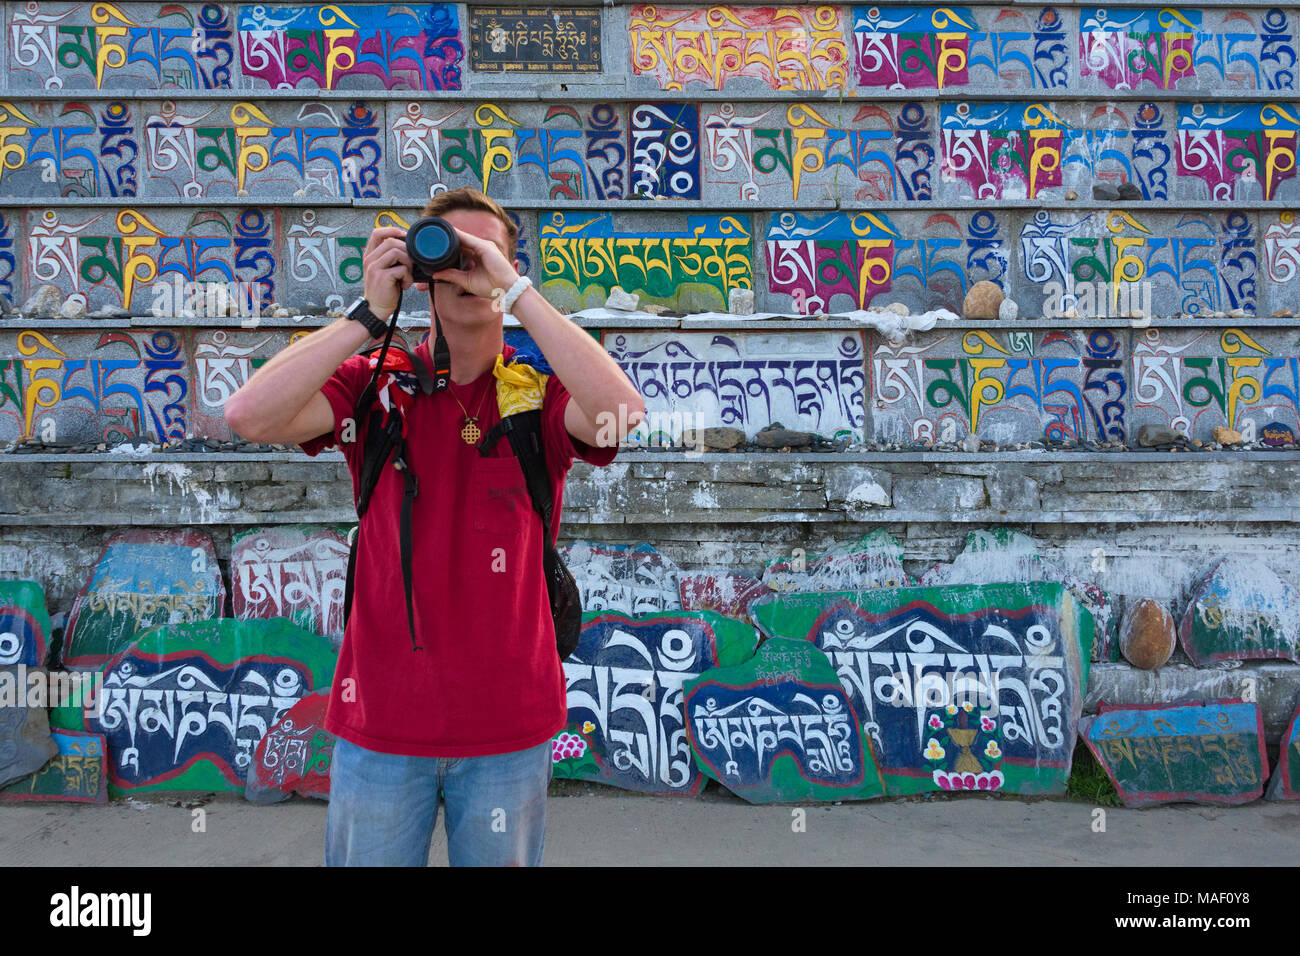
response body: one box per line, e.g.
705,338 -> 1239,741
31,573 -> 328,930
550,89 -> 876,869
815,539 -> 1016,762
224,187 -> 643,866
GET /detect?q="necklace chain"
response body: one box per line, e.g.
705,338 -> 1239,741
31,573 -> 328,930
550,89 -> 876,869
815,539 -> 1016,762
448,372 -> 493,445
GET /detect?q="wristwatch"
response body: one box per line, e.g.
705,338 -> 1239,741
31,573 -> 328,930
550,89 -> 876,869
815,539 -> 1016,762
345,297 -> 389,339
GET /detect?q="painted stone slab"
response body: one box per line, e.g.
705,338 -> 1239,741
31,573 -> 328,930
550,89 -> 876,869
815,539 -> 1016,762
761,530 -> 912,593
0,667 -> 59,788
553,610 -> 758,795
765,209 -> 1007,316
0,580 -> 52,667
919,529 -> 1117,661
469,7 -> 601,73
628,5 -> 851,93
245,689 -> 334,804
1266,703 -> 1300,801
5,2 -> 237,91
604,331 -> 866,443
684,637 -> 885,804
238,4 -> 464,92
62,530 -> 225,671
0,729 -> 107,805
75,619 -> 336,796
678,570 -> 769,620
559,541 -> 681,615
539,213 -> 752,312
1081,700 -> 1269,807
1130,329 -> 1300,442
232,525 -> 351,648
871,328 -> 1129,447
748,582 -> 1094,795
1178,556 -> 1300,665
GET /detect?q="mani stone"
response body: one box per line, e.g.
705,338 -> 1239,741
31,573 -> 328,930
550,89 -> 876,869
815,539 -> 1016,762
61,529 -> 226,671
22,284 -> 62,318
1117,182 -> 1143,200
605,286 -> 640,312
558,541 -> 682,615
1119,599 -> 1176,670
728,287 -> 755,315
677,570 -> 770,619
962,280 -> 1004,320
1138,424 -> 1184,447
683,637 -> 885,804
0,579 -> 53,667
1178,556 -> 1300,665
919,528 -> 1117,660
62,618 -> 337,797
0,667 -> 59,788
245,689 -> 334,805
1092,183 -> 1121,201
0,729 -> 107,805
1261,422 -> 1297,447
1081,700 -> 1267,807
1266,702 -> 1299,800
1213,426 -> 1244,446
748,582 -> 1093,796
998,298 -> 1019,321
555,610 -> 759,796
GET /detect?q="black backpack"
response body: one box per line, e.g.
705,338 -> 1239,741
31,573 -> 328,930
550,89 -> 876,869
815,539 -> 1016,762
341,334 -> 581,660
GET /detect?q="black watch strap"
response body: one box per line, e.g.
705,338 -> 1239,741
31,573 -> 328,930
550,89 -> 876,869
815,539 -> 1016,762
346,298 -> 389,339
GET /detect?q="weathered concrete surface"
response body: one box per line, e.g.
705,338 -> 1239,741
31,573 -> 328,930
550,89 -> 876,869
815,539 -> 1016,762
1,785 -> 1297,866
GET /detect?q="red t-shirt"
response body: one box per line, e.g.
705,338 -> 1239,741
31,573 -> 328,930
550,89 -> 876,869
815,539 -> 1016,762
300,339 -> 617,757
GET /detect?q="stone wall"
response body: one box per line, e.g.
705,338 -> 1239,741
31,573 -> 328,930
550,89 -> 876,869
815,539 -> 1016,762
1,0 -> 1299,762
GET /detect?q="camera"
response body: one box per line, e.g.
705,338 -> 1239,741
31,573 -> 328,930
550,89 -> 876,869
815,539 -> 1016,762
405,216 -> 468,283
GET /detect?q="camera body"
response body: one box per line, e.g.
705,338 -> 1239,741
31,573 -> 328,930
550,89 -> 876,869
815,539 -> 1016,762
405,216 -> 468,283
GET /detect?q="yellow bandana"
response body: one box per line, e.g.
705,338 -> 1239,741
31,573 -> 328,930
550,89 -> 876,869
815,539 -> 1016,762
491,353 -> 548,417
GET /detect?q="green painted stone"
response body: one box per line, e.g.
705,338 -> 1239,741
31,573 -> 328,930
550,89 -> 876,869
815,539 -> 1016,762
1266,703 -> 1300,801
683,637 -> 886,804
0,729 -> 107,804
919,528 -> 1117,661
54,618 -> 336,796
761,529 -> 912,593
552,609 -> 759,795
1178,556 -> 1300,665
61,530 -> 226,670
748,582 -> 1094,795
0,579 -> 53,667
1082,700 -> 1268,807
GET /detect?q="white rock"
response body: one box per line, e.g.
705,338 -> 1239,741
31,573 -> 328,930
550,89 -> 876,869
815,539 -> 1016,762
59,297 -> 86,318
998,299 -> 1019,321
962,432 -> 981,453
605,286 -> 640,312
884,301 -> 909,316
728,287 -> 755,315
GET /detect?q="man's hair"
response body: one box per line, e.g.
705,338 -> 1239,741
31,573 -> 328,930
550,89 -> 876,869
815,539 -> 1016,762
419,187 -> 518,253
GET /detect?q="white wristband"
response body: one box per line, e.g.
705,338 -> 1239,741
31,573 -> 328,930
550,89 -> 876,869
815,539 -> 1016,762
500,275 -> 533,314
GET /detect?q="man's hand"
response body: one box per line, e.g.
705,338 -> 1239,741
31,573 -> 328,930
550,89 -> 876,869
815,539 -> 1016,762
363,226 -> 421,317
430,226 -> 520,302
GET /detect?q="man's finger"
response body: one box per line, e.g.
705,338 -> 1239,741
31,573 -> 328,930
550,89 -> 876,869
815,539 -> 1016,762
364,226 -> 407,256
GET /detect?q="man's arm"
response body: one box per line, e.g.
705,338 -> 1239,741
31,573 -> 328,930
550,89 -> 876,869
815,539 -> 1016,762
434,229 -> 645,447
224,226 -> 414,444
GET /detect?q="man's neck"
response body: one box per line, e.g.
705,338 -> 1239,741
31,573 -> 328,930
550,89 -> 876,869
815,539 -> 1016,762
437,322 -> 504,385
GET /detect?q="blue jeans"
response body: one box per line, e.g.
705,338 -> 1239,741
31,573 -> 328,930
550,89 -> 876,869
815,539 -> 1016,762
325,735 -> 553,866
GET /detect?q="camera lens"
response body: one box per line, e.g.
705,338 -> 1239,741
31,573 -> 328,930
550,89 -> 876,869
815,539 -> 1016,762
406,217 -> 462,280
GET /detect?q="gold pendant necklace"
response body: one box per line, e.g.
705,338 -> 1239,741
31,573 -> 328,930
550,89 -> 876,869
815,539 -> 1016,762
449,374 -> 493,445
